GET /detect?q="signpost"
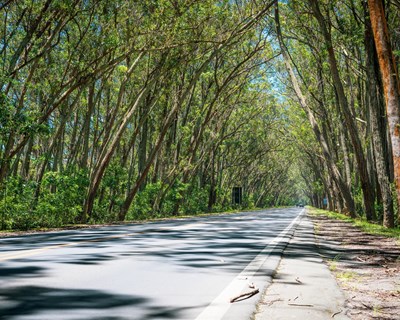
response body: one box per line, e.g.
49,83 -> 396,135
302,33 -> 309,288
232,187 -> 243,205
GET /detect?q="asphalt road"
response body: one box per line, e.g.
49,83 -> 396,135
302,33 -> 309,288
0,207 -> 303,320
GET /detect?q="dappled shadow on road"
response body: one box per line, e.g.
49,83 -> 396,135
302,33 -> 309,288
0,285 -> 203,320
60,253 -> 116,265
0,209 -> 300,319
0,210 -> 296,273
0,286 -> 146,317
121,223 -> 280,272
0,266 -> 45,279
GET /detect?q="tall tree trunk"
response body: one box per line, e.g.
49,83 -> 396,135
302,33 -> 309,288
207,150 -> 217,212
368,0 -> 400,223
80,83 -> 95,168
365,3 -> 395,227
21,137 -> 34,180
137,107 -> 149,192
340,130 -> 352,189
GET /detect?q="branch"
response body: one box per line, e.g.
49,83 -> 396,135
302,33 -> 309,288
230,288 -> 259,303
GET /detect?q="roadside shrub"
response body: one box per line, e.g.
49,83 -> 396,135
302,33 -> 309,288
35,170 -> 88,227
127,182 -> 163,220
181,186 -> 209,214
0,177 -> 37,230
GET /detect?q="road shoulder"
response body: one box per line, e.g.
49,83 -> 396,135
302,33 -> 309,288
309,213 -> 400,320
254,215 -> 349,319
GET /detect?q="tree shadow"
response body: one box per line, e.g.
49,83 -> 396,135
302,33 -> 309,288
0,266 -> 45,279
0,286 -> 147,319
0,211 -> 301,275
310,215 -> 400,269
0,285 -> 203,320
0,209 -> 302,319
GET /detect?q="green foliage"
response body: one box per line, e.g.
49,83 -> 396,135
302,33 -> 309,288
0,177 -> 37,230
35,170 -> 89,227
0,0 -> 323,232
180,186 -> 209,214
353,185 -> 365,217
308,206 -> 353,221
0,170 -> 89,230
242,193 -> 255,209
127,182 -> 163,220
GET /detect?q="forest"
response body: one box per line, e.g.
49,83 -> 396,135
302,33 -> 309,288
0,0 -> 399,230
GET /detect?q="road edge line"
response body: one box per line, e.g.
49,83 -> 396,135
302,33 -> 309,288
195,209 -> 305,320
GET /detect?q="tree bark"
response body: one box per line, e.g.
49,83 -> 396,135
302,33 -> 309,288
368,0 -> 400,223
364,5 -> 394,227
80,82 -> 96,168
137,105 -> 149,192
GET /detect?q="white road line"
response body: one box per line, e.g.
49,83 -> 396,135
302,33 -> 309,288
195,209 -> 305,320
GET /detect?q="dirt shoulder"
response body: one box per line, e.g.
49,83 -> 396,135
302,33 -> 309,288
309,213 -> 400,320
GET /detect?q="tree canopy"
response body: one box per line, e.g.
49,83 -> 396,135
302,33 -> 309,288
1,0 -> 399,229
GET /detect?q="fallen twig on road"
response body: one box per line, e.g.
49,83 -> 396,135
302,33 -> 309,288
288,303 -> 314,307
331,309 -> 343,318
230,288 -> 259,303
361,302 -> 373,310
356,256 -> 366,262
262,298 -> 283,306
295,277 -> 302,284
230,282 -> 260,303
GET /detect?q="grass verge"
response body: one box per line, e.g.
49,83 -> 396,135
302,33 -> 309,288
307,206 -> 400,239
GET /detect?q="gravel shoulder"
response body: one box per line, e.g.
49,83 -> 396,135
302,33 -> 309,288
309,214 -> 400,320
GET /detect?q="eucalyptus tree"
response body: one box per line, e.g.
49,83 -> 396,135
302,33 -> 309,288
368,0 -> 400,226
307,0 -> 375,220
274,0 -> 398,227
274,1 -> 357,215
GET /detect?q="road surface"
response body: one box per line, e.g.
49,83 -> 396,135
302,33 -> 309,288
0,207 -> 303,320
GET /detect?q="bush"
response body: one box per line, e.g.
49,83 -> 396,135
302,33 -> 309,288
126,182 -> 163,220
35,170 -> 88,227
0,177 -> 37,230
180,186 -> 209,214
